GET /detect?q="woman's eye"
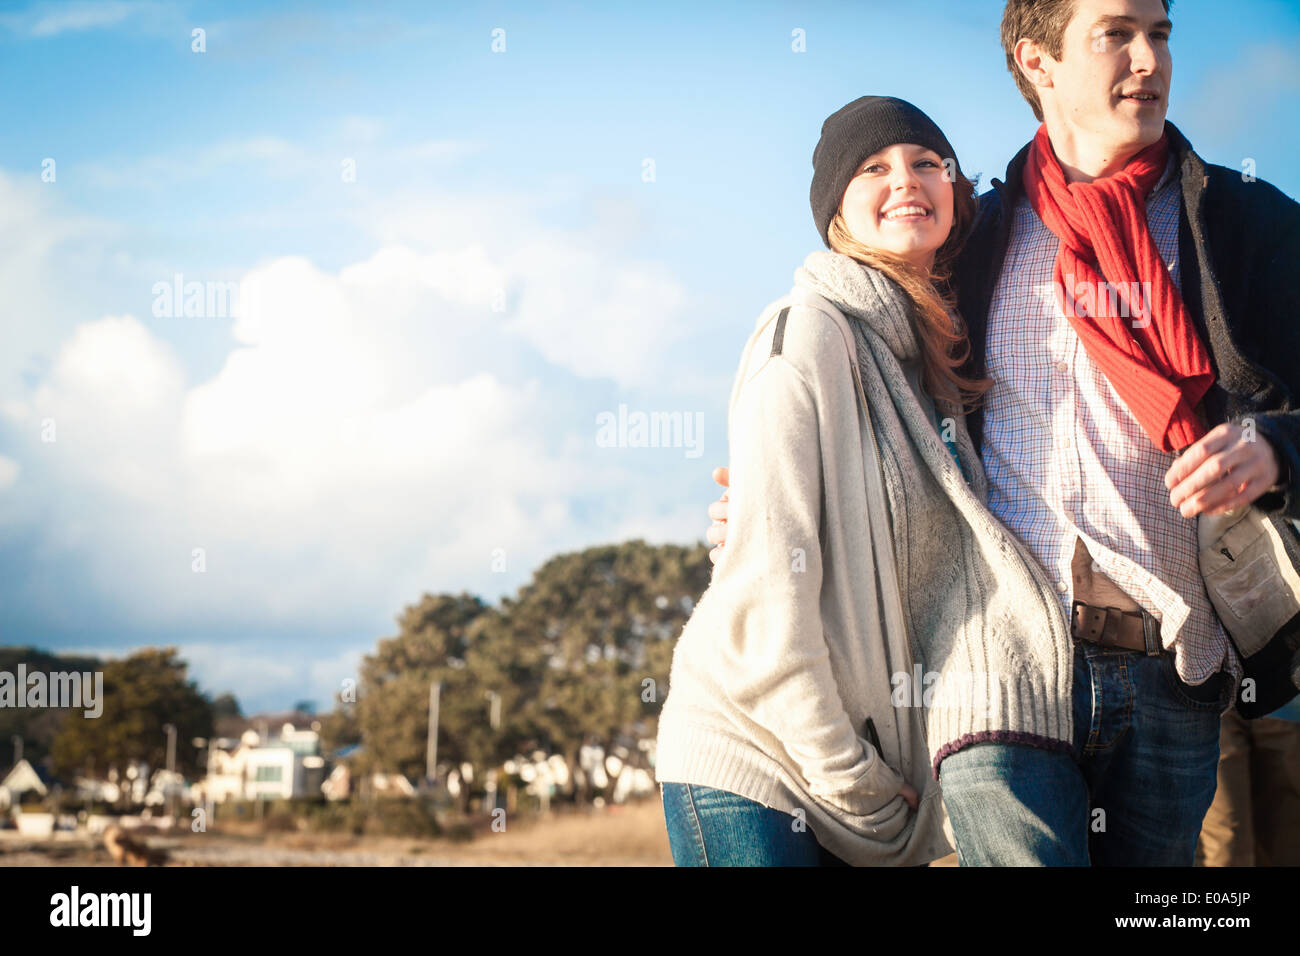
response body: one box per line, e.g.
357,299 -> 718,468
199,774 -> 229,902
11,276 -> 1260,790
917,160 -> 939,168
863,164 -> 884,173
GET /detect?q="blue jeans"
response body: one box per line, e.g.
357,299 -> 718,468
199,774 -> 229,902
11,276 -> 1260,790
938,640 -> 1231,866
660,782 -> 851,866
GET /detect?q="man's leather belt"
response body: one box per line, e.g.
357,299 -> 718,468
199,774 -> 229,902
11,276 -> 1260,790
1071,601 -> 1163,655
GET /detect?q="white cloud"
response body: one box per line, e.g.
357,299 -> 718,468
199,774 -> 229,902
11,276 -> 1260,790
392,140 -> 487,163
1,1 -> 174,37
0,456 -> 18,491
28,1 -> 134,36
3,184 -> 718,710
351,190 -> 692,388
4,240 -> 629,630
179,643 -> 367,713
505,239 -> 690,387
80,137 -> 308,189
24,314 -> 186,502
0,169 -> 118,396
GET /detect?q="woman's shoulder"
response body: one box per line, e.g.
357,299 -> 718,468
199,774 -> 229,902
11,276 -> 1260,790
736,289 -> 858,393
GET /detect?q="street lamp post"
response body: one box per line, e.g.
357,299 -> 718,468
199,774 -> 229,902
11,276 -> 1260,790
162,723 -> 177,822
192,736 -> 216,829
425,680 -> 442,789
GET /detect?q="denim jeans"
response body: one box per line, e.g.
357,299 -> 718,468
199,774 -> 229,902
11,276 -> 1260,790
938,640 -> 1231,866
660,782 -> 851,866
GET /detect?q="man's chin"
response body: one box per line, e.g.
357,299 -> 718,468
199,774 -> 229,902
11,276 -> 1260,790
1110,115 -> 1168,156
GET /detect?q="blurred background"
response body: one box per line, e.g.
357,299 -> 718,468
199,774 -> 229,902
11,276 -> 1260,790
0,0 -> 1297,865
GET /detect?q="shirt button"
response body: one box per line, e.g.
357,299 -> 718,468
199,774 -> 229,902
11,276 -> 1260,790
1055,361 -> 1069,373
1057,581 -> 1069,593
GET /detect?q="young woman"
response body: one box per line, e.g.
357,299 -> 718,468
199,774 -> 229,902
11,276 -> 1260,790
654,96 -> 1074,866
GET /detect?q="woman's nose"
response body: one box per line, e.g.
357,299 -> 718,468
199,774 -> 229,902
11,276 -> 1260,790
892,166 -> 920,191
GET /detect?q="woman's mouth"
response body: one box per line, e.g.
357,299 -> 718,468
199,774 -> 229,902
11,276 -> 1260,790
880,204 -> 932,223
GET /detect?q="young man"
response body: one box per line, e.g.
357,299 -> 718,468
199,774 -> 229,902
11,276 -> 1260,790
703,0 -> 1300,864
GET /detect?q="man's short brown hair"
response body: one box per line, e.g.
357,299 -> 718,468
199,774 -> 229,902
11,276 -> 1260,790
1001,0 -> 1172,122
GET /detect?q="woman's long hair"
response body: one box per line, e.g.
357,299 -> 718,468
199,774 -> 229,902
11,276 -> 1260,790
826,169 -> 991,417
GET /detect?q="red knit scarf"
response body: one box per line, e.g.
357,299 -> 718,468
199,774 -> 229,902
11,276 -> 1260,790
1022,124 -> 1215,452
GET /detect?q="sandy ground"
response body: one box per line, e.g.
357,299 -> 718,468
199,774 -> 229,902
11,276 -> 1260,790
0,799 -> 676,867
0,799 -> 961,866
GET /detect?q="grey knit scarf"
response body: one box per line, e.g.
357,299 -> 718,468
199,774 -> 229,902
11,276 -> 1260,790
794,249 -> 986,500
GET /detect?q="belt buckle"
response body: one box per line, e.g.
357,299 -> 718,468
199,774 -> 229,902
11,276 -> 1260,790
1071,601 -> 1096,645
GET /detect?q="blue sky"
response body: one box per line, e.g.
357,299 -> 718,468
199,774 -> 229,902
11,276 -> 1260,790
1,0 -> 1298,713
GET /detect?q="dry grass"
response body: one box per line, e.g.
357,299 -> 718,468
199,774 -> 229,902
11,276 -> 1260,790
1,798 -> 960,866
422,799 -> 673,866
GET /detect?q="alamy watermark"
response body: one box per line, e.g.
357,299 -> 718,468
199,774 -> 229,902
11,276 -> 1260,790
1039,275 -> 1155,329
151,273 -> 261,319
0,664 -> 103,718
891,664 -> 1001,717
596,404 -> 703,459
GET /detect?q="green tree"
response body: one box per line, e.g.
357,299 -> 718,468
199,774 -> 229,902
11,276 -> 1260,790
0,646 -> 104,771
49,647 -> 214,783
505,540 -> 711,803
211,693 -> 242,719
318,687 -> 361,755
346,540 -> 712,812
356,593 -> 501,807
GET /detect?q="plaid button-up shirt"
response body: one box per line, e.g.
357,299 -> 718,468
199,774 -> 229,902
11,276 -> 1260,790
981,158 -> 1239,686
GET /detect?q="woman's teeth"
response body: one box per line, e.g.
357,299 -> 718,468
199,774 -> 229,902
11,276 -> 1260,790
883,206 -> 929,220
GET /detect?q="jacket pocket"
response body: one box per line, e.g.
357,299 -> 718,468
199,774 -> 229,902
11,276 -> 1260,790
1199,507 -> 1300,657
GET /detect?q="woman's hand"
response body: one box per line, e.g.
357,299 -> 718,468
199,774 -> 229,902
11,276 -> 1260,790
707,466 -> 731,564
899,782 -> 919,811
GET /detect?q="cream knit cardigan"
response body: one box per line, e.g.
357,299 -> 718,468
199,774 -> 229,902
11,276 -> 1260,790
655,251 -> 1074,866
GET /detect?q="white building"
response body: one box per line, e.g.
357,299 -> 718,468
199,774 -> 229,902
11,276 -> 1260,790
193,723 -> 325,803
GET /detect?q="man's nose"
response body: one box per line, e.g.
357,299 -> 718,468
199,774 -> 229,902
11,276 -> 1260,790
1130,31 -> 1159,74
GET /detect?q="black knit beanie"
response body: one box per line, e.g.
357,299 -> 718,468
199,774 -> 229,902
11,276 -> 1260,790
810,96 -> 962,248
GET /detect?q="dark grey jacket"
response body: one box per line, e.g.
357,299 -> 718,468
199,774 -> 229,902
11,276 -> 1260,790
953,121 -> 1300,717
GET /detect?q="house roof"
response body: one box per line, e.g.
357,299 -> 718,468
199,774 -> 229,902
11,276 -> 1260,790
216,711 -> 319,738
1,758 -> 56,793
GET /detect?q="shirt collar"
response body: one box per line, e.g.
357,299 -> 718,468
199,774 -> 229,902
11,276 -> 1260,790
1149,152 -> 1178,199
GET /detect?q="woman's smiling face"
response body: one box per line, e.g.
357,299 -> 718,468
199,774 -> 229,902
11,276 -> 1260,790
838,143 -> 955,270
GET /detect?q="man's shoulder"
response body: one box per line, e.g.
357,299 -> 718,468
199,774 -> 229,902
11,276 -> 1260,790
954,186 -> 1010,279
1197,160 -> 1300,230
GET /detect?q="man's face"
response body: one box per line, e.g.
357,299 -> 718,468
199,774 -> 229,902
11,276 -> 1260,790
1042,0 -> 1172,158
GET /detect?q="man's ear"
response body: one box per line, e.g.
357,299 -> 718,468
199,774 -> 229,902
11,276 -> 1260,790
1014,37 -> 1055,93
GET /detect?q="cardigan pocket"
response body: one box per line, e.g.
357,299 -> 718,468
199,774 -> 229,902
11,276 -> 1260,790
806,730 -> 907,819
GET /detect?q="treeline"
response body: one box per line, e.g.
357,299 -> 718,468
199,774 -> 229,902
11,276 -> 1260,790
6,539 -> 711,806
0,646 -> 221,779
322,539 -> 711,806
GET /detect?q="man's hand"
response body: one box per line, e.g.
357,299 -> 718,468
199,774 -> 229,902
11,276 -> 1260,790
707,465 -> 730,564
1164,422 -> 1281,518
